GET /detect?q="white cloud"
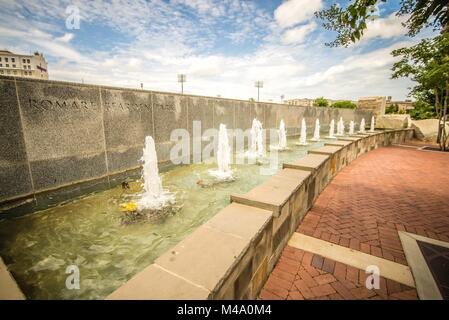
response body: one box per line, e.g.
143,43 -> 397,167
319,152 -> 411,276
274,0 -> 323,29
359,13 -> 409,43
282,21 -> 316,44
186,55 -> 226,77
57,33 -> 74,43
0,27 -> 83,62
303,43 -> 405,87
294,41 -> 417,100
0,1 -> 423,102
175,0 -> 225,17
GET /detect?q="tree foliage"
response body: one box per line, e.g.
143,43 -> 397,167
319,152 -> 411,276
331,100 -> 357,109
385,103 -> 399,114
391,33 -> 449,149
317,0 -> 449,149
316,0 -> 449,47
314,97 -> 329,107
391,34 -> 449,114
409,100 -> 437,119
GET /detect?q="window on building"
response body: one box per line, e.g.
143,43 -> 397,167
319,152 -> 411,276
0,70 -> 3,74
0,64 -> 2,67
11,58 -> 15,62
5,57 -> 8,62
0,57 -> 2,61
27,59 -> 30,63
13,70 -> 17,75
28,65 -> 31,69
12,64 -> 16,68
23,59 -> 26,63
23,66 -> 26,69
6,64 -> 9,67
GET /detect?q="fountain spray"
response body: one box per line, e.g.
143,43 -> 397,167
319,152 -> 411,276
311,118 -> 320,141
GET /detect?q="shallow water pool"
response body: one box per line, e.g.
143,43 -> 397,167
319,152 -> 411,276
0,139 -> 330,299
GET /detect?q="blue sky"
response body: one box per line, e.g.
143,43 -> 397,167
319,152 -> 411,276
0,0 -> 436,101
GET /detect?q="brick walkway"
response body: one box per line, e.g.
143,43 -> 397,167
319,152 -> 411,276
260,146 -> 449,300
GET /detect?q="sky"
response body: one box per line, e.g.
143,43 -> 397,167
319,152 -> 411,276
0,0 -> 437,101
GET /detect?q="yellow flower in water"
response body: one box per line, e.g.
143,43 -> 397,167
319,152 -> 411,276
120,202 -> 138,212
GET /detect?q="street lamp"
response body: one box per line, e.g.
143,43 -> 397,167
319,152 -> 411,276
255,81 -> 263,102
178,74 -> 186,94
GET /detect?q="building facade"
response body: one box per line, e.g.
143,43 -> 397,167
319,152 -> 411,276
0,50 -> 49,79
386,96 -> 414,112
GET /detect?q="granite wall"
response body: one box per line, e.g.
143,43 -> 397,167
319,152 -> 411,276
357,96 -> 386,117
0,76 -> 373,216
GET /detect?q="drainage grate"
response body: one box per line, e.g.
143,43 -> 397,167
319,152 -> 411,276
417,241 -> 449,300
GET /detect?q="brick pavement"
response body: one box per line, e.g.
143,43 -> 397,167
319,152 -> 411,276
260,146 -> 449,300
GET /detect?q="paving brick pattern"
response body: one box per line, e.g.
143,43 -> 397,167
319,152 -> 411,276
260,146 -> 449,300
298,146 -> 449,265
259,246 -> 418,300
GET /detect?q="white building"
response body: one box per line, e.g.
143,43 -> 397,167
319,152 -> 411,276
0,50 -> 49,79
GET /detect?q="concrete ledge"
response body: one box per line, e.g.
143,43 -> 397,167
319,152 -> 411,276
283,154 -> 329,172
338,136 -> 362,142
308,145 -> 343,156
230,169 -> 311,217
0,257 -> 25,300
154,225 -> 249,294
324,140 -> 352,147
106,264 -> 210,300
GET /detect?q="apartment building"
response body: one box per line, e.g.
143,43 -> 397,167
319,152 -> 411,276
0,50 -> 49,79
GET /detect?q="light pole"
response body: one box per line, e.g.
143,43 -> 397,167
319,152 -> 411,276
178,74 -> 186,94
255,81 -> 263,102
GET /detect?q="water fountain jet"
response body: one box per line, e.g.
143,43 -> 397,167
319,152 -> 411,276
336,117 -> 345,136
310,119 -> 320,141
296,118 -> 308,145
136,136 -> 175,212
349,120 -> 355,135
209,123 -> 233,180
326,119 -> 337,139
370,116 -> 375,132
359,118 -> 366,133
270,119 -> 288,151
246,118 -> 265,157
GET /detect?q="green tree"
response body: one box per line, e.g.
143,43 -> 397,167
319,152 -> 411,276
409,100 -> 437,119
331,100 -> 357,109
316,0 -> 449,47
316,0 -> 449,150
385,103 -> 399,114
391,34 -> 449,149
314,97 -> 329,107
